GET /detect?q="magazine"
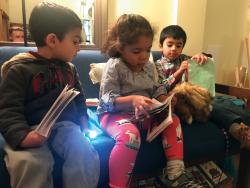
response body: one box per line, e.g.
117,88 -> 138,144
130,93 -> 175,142
35,85 -> 80,137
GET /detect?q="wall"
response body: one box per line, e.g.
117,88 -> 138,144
107,0 -> 207,53
177,0 -> 207,55
8,0 -> 22,24
107,0 -> 176,50
203,0 -> 248,85
8,0 -> 42,24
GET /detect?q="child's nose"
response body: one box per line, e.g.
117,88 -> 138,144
140,52 -> 150,61
171,45 -> 177,50
76,45 -> 80,52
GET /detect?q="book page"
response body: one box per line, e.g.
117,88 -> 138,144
146,93 -> 175,142
86,98 -> 99,107
35,85 -> 80,137
186,166 -> 213,188
198,161 -> 228,185
37,91 -> 79,137
188,58 -> 215,96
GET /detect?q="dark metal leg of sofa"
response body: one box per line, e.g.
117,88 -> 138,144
236,149 -> 250,188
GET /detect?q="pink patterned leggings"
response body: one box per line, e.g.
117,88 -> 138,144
100,113 -> 183,188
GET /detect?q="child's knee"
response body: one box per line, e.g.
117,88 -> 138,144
8,149 -> 54,173
26,155 -> 54,172
120,127 -> 141,150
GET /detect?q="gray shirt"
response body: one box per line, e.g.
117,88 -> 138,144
97,58 -> 166,114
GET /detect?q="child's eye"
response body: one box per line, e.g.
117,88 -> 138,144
167,44 -> 172,48
73,41 -> 80,45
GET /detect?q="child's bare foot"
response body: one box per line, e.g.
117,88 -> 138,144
238,123 -> 250,149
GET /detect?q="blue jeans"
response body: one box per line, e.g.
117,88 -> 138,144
4,121 -> 100,188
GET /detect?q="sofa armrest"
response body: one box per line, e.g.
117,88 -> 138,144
215,83 -> 250,188
215,83 -> 250,108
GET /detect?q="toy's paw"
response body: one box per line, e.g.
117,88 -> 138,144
179,112 -> 193,125
209,104 -> 213,112
186,116 -> 193,125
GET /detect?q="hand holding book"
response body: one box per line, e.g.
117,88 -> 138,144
20,130 -> 47,148
35,85 -> 80,138
130,93 -> 175,142
130,95 -> 155,120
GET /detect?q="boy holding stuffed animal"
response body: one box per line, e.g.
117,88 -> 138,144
155,24 -> 250,149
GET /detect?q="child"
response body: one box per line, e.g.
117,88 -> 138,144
97,14 -> 203,188
9,26 -> 24,42
156,24 -> 250,149
0,2 -> 99,188
155,25 -> 208,91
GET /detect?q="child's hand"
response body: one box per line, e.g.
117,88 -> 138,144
191,53 -> 208,64
179,60 -> 188,72
172,61 -> 188,81
132,96 -> 153,119
20,130 -> 46,148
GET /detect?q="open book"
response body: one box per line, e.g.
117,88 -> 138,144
130,93 -> 174,142
35,85 -> 80,137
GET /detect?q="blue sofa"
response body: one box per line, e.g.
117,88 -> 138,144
0,46 -> 249,188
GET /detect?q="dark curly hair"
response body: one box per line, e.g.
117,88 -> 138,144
102,14 -> 154,57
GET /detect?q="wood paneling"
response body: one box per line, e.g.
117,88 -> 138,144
0,9 -> 9,41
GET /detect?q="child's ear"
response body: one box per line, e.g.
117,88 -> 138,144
116,43 -> 123,53
159,43 -> 163,49
45,33 -> 57,48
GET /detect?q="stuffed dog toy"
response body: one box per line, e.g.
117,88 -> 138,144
170,82 -> 213,124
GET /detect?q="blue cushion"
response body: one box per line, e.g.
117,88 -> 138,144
215,96 -> 245,108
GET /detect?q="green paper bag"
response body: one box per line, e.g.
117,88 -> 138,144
188,58 -> 215,96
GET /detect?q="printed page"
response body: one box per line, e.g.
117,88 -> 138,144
129,93 -> 174,123
35,85 -> 80,137
146,93 -> 174,142
186,166 -> 213,188
198,161 -> 228,186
